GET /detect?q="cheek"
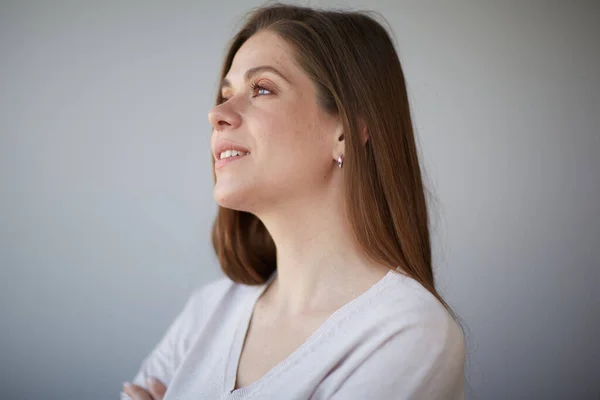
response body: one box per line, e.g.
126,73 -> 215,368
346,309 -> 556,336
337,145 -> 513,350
256,114 -> 330,186
258,107 -> 319,154
251,108 -> 299,158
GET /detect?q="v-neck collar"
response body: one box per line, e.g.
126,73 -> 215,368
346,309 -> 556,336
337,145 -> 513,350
223,267 -> 401,398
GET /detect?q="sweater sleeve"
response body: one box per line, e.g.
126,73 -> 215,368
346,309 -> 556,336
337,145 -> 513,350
329,313 -> 466,400
120,290 -> 200,399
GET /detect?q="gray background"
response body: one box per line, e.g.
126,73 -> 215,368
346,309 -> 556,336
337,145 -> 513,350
1,1 -> 598,399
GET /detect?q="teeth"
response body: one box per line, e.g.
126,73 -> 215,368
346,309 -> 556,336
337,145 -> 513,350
219,149 -> 250,159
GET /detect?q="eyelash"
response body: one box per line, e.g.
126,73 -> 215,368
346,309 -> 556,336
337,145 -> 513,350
250,81 -> 272,97
220,80 -> 273,104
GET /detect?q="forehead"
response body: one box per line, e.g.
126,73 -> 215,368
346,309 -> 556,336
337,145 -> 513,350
227,31 -> 296,79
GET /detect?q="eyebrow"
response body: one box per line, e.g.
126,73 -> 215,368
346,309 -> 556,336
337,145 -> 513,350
220,65 -> 290,91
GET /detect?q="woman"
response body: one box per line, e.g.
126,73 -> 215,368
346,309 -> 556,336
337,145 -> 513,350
122,3 -> 465,399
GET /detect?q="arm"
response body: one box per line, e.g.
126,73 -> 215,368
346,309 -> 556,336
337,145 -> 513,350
330,316 -> 466,400
120,293 -> 197,400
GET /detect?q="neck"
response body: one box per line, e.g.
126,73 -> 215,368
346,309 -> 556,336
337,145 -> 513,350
255,190 -> 390,318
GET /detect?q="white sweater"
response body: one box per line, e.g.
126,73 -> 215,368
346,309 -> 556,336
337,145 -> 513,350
121,267 -> 466,399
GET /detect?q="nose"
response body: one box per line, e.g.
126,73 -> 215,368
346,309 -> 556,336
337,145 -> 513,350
208,102 -> 242,132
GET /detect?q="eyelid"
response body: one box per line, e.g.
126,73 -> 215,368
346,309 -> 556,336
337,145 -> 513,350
251,79 -> 276,95
220,78 -> 277,102
253,76 -> 277,88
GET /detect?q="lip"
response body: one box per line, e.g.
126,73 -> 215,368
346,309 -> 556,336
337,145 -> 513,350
213,139 -> 251,170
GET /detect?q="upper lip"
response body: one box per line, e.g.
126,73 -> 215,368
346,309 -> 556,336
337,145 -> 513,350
212,139 -> 251,160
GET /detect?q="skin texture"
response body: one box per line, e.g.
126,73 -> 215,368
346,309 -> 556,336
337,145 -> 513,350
209,30 -> 388,319
210,30 -> 343,214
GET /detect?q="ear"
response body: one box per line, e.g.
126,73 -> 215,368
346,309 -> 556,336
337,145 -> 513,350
332,118 -> 369,161
332,120 -> 345,160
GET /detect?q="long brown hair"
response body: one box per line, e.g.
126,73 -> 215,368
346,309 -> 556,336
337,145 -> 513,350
211,3 -> 450,310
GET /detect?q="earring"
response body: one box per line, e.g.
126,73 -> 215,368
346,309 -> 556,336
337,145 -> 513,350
337,153 -> 344,168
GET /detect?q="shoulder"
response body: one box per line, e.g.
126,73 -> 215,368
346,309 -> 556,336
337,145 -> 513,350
328,273 -> 466,398
181,274 -> 260,319
186,274 -> 237,306
180,273 -> 264,317
368,271 -> 466,364
162,275 -> 247,343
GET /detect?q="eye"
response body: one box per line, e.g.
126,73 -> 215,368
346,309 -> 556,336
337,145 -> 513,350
250,81 -> 273,98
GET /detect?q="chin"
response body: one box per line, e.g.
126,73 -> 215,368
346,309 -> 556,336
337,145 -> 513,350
213,183 -> 255,212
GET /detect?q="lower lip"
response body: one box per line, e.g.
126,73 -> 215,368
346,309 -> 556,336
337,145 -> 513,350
215,155 -> 249,169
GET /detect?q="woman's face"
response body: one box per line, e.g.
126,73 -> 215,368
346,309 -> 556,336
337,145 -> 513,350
208,30 -> 343,214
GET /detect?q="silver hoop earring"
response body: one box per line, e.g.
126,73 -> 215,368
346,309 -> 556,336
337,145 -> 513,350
337,153 -> 344,168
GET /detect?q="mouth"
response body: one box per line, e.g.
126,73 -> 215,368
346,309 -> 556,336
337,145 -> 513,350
214,149 -> 250,169
213,140 -> 251,170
